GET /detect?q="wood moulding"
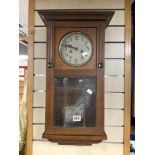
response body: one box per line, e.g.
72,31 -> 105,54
124,0 -> 131,155
26,0 -> 35,155
39,9 -> 114,27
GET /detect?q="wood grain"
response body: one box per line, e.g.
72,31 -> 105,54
26,0 -> 35,155
33,125 -> 123,143
124,0 -> 131,155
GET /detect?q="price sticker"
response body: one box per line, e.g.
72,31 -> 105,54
73,115 -> 81,122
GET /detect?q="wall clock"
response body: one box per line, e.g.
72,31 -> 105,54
39,9 -> 114,145
59,32 -> 93,66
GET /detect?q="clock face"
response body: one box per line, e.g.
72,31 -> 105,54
59,32 -> 93,66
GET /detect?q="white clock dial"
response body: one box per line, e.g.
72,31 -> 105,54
59,32 -> 93,66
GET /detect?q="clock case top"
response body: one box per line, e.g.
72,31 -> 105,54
39,9 -> 114,26
38,10 -> 114,145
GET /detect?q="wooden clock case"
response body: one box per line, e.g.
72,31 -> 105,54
38,10 -> 114,145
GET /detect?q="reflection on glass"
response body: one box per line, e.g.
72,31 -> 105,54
54,77 -> 96,128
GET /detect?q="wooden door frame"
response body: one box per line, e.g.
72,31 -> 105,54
26,0 -> 35,155
25,0 -> 132,154
124,0 -> 131,155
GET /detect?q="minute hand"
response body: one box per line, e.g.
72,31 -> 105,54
65,44 -> 78,50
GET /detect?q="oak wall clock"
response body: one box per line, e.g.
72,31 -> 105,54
39,10 -> 114,145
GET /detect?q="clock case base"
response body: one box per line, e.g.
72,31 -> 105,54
43,132 -> 107,145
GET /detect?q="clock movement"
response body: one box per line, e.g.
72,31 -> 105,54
38,9 -> 114,145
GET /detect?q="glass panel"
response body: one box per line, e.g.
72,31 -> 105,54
54,77 -> 96,128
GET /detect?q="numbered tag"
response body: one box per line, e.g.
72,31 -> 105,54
73,115 -> 81,122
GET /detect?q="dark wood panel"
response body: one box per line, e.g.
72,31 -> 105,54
54,21 -> 99,28
54,70 -> 97,76
39,9 -> 114,27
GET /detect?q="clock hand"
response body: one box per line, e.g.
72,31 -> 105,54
67,45 -> 78,50
62,44 -> 78,50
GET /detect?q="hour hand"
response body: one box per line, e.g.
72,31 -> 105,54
62,44 -> 78,50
